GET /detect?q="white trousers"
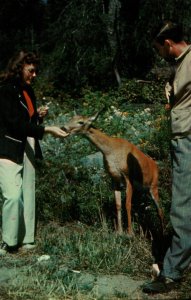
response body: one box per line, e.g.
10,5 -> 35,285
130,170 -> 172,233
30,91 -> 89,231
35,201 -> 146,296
0,138 -> 35,246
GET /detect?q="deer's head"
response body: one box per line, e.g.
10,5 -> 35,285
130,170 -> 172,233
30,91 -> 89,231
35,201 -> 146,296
63,112 -> 100,134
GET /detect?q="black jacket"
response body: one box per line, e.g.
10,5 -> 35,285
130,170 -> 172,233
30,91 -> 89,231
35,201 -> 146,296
0,79 -> 45,163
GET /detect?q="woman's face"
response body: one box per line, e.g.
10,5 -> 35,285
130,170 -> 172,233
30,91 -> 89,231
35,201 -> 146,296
22,63 -> 37,85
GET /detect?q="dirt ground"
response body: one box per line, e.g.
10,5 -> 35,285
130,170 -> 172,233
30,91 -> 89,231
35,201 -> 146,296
0,260 -> 190,300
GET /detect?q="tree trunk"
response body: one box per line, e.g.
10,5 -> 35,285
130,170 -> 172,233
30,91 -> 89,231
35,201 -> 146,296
103,0 -> 122,86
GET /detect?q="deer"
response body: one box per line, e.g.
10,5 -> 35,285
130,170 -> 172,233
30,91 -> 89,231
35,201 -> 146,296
62,111 -> 164,238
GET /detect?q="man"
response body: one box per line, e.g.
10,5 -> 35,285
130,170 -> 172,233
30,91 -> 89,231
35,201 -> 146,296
143,21 -> 191,293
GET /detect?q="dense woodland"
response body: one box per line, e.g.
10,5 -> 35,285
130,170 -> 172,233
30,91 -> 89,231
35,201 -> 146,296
1,0 -> 191,93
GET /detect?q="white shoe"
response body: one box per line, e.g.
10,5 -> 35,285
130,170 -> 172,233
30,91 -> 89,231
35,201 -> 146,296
22,243 -> 36,250
0,242 -> 9,256
151,263 -> 160,279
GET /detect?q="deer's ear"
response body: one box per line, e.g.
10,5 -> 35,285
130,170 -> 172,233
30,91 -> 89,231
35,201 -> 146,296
88,106 -> 106,124
89,109 -> 102,122
89,113 -> 99,123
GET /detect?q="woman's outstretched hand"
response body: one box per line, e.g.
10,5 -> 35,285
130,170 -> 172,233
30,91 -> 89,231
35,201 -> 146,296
44,126 -> 69,137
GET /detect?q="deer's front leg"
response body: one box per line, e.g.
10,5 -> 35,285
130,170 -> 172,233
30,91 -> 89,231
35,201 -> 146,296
114,190 -> 122,234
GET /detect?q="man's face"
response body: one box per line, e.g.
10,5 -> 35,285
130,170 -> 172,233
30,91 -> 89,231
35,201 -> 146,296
22,64 -> 37,85
153,41 -> 174,62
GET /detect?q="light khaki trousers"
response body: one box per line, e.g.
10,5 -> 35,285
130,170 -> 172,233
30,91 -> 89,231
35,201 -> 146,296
0,138 -> 35,246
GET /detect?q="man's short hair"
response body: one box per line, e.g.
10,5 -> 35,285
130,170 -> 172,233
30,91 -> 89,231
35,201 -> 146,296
154,21 -> 184,45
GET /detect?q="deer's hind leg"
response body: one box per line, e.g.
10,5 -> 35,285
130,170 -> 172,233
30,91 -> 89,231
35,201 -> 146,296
150,184 -> 164,230
149,184 -> 166,272
124,177 -> 133,235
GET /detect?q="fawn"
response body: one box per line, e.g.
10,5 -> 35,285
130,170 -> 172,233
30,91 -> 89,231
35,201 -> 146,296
63,111 -> 164,236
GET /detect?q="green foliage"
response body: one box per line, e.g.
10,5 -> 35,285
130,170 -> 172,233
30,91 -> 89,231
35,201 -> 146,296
35,79 -> 171,236
1,0 -> 191,90
36,153 -> 114,226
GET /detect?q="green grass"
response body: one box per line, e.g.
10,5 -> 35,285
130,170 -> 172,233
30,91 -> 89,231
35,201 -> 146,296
0,222 -> 152,299
1,222 -> 191,299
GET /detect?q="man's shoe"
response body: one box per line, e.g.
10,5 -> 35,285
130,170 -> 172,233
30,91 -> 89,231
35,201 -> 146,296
0,241 -> 9,256
142,276 -> 179,294
22,243 -> 36,250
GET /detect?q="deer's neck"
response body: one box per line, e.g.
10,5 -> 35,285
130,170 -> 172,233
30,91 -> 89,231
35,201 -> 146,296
86,127 -> 112,154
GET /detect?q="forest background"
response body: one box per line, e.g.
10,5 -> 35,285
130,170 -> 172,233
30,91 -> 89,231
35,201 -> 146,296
1,0 -> 191,91
1,1 -> 191,299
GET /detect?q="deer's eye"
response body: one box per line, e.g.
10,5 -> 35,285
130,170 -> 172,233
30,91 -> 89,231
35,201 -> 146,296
78,121 -> 84,125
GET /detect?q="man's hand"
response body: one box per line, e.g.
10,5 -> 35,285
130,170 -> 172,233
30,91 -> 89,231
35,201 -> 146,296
165,82 -> 172,102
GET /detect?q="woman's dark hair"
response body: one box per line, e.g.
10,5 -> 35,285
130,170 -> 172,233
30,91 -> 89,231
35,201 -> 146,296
0,50 -> 39,82
154,21 -> 184,45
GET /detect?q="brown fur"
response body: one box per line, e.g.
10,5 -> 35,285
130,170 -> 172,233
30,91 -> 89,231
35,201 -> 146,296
64,114 -> 163,234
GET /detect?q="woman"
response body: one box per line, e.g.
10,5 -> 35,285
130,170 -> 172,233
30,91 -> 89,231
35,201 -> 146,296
0,50 -> 68,255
